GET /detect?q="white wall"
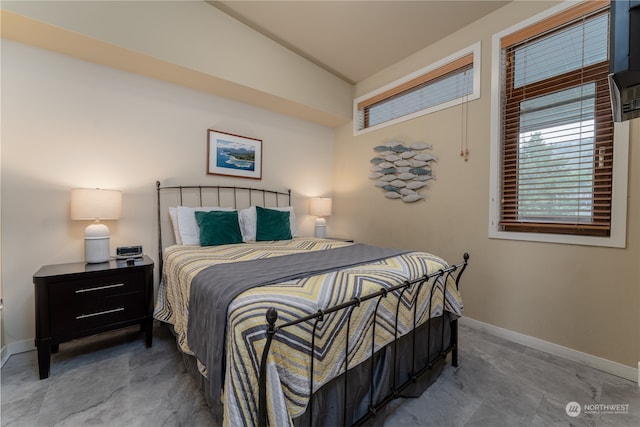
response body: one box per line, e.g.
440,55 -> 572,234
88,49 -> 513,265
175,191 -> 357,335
1,1 -> 353,127
0,40 -> 335,353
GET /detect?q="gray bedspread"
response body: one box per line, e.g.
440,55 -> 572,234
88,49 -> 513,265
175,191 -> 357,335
187,243 -> 409,403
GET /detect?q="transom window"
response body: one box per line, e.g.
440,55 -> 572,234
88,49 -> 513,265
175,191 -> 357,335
354,43 -> 480,134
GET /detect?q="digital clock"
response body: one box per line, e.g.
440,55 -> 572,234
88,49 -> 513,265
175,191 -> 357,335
115,245 -> 143,259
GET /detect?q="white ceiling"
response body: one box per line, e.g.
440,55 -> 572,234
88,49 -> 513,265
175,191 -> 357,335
210,0 -> 510,84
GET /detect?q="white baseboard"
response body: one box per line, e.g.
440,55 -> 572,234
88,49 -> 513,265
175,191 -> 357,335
459,316 -> 639,384
1,339 -> 36,367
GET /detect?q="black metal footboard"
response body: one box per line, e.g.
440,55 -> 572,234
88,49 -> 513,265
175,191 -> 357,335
258,252 -> 469,427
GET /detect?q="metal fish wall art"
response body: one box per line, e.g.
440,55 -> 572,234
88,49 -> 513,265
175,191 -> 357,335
370,141 -> 436,203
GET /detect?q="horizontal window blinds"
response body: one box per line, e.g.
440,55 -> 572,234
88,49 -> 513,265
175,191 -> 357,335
356,53 -> 474,132
500,3 -> 612,236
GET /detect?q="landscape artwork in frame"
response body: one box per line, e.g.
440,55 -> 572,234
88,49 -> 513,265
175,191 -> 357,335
207,129 -> 262,179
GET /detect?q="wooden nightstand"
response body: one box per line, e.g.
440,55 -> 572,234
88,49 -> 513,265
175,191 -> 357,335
33,255 -> 154,379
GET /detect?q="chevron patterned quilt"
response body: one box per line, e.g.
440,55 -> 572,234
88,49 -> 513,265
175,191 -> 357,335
153,237 -> 463,426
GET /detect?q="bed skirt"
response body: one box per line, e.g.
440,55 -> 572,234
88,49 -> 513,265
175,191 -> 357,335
174,312 -> 453,426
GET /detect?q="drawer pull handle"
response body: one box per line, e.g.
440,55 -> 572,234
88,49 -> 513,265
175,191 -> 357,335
75,283 -> 125,293
76,307 -> 124,319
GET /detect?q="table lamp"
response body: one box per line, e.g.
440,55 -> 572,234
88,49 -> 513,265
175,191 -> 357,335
309,197 -> 332,238
70,188 -> 122,263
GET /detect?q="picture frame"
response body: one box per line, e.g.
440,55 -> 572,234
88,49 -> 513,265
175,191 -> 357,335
207,129 -> 262,180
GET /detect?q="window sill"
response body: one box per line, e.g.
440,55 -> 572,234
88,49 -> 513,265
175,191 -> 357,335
488,228 -> 626,248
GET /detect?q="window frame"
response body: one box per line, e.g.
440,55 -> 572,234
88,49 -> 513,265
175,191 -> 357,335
488,0 -> 629,248
353,42 -> 481,135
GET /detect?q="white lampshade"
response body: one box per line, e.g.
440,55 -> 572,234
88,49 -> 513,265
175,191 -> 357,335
70,188 -> 122,220
309,198 -> 332,217
310,197 -> 332,238
70,188 -> 122,263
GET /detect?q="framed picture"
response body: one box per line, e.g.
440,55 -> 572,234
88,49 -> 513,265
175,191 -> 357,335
207,129 -> 262,180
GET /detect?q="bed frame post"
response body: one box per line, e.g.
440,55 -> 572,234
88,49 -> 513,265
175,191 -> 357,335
451,253 -> 468,368
258,307 -> 278,427
156,181 -> 163,274
451,319 -> 459,367
455,253 -> 470,290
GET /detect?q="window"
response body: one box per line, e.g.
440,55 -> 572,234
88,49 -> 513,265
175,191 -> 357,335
489,0 -> 629,247
354,43 -> 480,134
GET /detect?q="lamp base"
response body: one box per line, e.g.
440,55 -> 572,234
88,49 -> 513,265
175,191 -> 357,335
314,218 -> 327,239
84,222 -> 111,263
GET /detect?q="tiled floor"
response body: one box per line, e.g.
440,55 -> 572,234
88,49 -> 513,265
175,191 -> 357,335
381,325 -> 640,426
2,323 -> 638,426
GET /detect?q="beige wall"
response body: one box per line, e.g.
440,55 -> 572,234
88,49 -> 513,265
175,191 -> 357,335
0,40 -> 335,353
332,0 -> 640,369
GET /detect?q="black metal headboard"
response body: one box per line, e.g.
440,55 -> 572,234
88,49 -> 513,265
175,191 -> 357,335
156,181 -> 291,272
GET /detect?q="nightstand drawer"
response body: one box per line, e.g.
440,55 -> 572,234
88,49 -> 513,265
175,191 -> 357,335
48,271 -> 145,305
50,292 -> 146,336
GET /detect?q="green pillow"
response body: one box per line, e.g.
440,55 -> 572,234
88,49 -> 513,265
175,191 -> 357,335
195,210 -> 243,246
256,206 -> 292,241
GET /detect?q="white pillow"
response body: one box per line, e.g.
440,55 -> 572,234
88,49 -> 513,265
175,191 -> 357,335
176,206 -> 235,245
168,207 -> 183,245
239,206 -> 297,242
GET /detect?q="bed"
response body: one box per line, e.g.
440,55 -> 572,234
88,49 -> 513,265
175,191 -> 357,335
153,182 -> 468,427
